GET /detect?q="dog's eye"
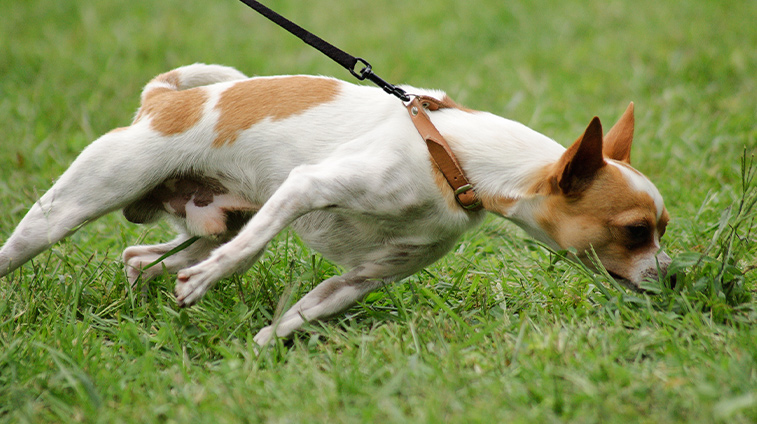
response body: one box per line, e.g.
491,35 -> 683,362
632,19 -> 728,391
624,222 -> 651,249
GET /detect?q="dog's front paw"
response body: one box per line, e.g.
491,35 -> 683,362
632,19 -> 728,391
253,326 -> 275,347
174,263 -> 222,307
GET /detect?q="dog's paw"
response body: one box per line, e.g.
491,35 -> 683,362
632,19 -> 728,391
125,264 -> 143,286
174,263 -> 222,307
124,259 -> 164,287
253,326 -> 275,347
123,247 -> 164,286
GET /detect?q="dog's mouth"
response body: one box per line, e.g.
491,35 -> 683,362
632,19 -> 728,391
607,270 -> 626,282
607,269 -> 678,293
607,270 -> 646,293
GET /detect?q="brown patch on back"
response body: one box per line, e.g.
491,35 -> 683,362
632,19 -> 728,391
156,69 -> 181,88
212,76 -> 339,147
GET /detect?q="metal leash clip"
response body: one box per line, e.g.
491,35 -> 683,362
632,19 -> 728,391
352,57 -> 410,102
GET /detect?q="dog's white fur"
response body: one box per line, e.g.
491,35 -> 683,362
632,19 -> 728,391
0,64 -> 670,345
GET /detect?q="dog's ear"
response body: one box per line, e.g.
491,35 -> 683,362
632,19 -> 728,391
603,102 -> 634,164
556,117 -> 605,195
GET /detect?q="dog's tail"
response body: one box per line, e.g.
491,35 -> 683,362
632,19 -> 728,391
139,63 -> 248,99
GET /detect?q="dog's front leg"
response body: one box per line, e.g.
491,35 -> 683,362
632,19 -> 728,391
174,164 -> 344,307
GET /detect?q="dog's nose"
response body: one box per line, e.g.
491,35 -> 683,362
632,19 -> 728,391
656,251 -> 671,275
655,250 -> 677,289
656,251 -> 672,271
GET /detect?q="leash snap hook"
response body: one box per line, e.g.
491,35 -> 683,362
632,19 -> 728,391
353,57 -> 410,102
350,57 -> 372,81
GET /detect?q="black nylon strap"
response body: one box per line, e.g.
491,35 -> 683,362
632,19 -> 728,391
237,0 -> 410,101
238,0 -> 357,70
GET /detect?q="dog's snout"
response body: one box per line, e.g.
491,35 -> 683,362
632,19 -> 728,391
656,250 -> 678,289
656,251 -> 671,275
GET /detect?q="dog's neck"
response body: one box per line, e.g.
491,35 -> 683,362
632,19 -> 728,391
436,111 -> 565,201
432,110 -> 569,248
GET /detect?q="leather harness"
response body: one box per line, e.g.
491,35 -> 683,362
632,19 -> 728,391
406,96 -> 482,211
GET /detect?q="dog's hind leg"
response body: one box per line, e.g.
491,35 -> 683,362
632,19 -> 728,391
0,129 -> 173,278
123,235 -> 220,285
173,161 -> 368,307
253,266 -> 386,346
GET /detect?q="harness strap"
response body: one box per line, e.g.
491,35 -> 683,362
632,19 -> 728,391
407,96 -> 482,211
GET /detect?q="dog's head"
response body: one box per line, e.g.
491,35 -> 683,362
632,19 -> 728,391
523,103 -> 671,290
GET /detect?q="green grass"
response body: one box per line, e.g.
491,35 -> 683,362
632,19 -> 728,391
1,0 -> 756,422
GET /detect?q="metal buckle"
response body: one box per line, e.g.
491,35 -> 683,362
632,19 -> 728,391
461,199 -> 483,210
454,184 -> 482,210
454,184 -> 474,196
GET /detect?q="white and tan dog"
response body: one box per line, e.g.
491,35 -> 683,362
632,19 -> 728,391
0,64 -> 670,345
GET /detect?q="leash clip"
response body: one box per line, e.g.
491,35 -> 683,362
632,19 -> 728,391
350,57 -> 372,80
352,57 -> 410,102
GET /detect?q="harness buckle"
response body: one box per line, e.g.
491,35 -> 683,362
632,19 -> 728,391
454,184 -> 483,210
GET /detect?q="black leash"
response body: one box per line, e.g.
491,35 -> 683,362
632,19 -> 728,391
235,0 -> 483,211
237,0 -> 410,102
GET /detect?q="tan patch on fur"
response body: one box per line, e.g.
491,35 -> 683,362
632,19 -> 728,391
441,95 -> 475,113
430,164 -> 462,211
480,194 -> 517,216
212,76 -> 339,147
524,162 -> 562,196
157,70 -> 181,88
135,87 -> 208,135
131,70 -> 207,135
133,70 -> 181,124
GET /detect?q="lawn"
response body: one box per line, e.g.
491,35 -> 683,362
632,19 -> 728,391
1,0 -> 756,422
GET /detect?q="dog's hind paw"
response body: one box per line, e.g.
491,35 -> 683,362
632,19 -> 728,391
124,257 -> 162,286
125,265 -> 143,286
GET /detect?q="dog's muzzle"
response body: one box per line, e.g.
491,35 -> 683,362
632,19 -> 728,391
610,250 -> 673,292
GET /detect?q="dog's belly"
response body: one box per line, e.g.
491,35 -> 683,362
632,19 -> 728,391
290,209 -> 476,279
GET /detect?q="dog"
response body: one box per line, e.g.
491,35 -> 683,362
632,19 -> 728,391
0,64 -> 670,345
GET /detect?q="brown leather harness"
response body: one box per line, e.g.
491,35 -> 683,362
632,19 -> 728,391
406,96 -> 482,211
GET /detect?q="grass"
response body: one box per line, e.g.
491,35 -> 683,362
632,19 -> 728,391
1,0 -> 756,422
